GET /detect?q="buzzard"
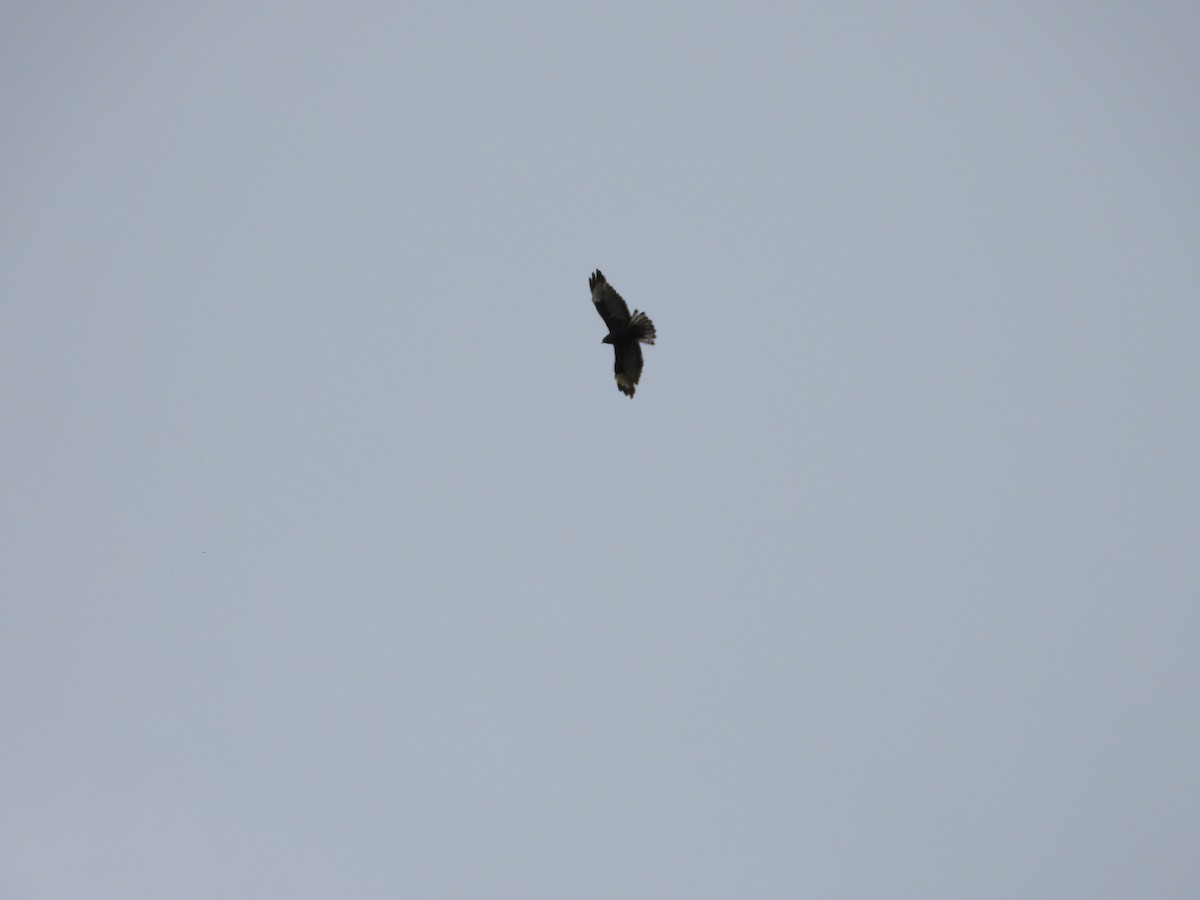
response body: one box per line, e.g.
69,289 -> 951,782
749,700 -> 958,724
589,269 -> 656,397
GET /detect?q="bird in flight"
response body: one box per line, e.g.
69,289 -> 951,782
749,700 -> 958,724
589,270 -> 656,397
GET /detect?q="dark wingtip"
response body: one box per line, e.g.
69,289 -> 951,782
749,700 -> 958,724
588,269 -> 605,292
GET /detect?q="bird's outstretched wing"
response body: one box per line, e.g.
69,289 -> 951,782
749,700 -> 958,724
613,340 -> 644,397
589,269 -> 631,332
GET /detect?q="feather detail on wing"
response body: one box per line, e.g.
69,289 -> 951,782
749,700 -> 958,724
613,340 -> 644,397
589,269 -> 631,332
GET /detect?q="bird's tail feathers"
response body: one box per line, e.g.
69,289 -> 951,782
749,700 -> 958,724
630,311 -> 656,345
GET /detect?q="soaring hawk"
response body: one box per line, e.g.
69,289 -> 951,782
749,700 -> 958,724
589,270 -> 656,397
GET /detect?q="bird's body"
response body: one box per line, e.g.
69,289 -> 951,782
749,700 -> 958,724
589,270 -> 656,397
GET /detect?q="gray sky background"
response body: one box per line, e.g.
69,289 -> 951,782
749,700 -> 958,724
3,3 -> 1198,897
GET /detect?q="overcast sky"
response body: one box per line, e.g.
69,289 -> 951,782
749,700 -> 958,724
3,3 -> 1198,897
